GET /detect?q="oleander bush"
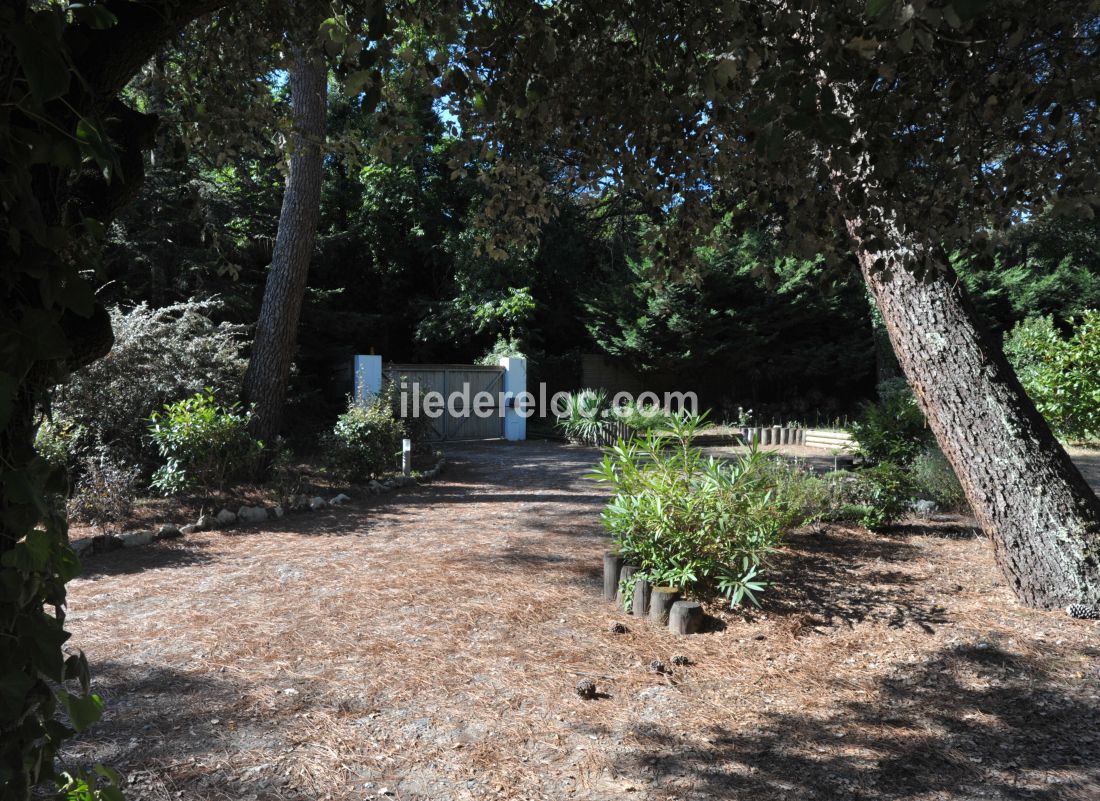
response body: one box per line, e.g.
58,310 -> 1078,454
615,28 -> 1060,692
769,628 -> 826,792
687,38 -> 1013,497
590,413 -> 819,608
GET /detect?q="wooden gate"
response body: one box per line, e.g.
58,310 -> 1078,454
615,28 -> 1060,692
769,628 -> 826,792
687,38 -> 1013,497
384,364 -> 505,441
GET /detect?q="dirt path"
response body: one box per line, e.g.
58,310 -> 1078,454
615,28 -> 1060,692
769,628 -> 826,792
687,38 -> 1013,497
65,441 -> 1100,800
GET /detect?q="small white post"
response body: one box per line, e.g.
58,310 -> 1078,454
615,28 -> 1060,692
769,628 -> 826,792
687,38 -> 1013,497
354,355 -> 382,405
402,438 -> 412,476
499,356 -> 527,441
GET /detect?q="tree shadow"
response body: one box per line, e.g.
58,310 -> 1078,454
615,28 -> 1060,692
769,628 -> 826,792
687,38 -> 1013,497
75,539 -> 216,579
763,529 -> 950,632
609,641 -> 1100,799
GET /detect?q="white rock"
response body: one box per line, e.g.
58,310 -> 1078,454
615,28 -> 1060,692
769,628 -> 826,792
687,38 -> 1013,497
272,505 -> 285,519
180,524 -> 198,535
237,506 -> 268,524
215,509 -> 237,525
911,499 -> 938,516
156,524 -> 182,540
120,530 -> 154,548
309,496 -> 327,510
330,493 -> 351,505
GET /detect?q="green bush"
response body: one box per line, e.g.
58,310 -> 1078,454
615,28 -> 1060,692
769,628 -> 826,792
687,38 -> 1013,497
910,446 -> 968,512
381,378 -> 435,445
326,395 -> 405,481
1004,310 -> 1100,441
556,390 -> 670,444
50,300 -> 247,475
148,391 -> 260,495
34,417 -> 84,474
850,380 -> 933,466
590,413 -> 818,608
557,388 -> 609,442
821,462 -> 912,529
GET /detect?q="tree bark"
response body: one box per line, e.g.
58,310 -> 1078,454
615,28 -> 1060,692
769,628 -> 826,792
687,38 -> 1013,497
243,41 -> 327,448
850,226 -> 1100,608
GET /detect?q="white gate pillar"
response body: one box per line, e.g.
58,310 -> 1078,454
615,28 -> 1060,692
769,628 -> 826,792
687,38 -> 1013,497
353,355 -> 382,404
499,357 -> 527,441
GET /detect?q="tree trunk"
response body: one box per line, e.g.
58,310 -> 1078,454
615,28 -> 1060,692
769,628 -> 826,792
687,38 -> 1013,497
850,227 -> 1100,608
243,42 -> 327,448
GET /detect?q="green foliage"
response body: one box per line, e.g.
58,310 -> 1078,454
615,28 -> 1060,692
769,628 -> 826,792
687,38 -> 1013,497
67,459 -> 138,528
821,463 -> 912,529
850,380 -> 933,467
58,766 -> 124,801
910,447 -> 968,513
51,301 -> 247,475
590,413 -> 817,608
557,389 -> 609,442
556,390 -> 671,444
148,392 -> 261,495
582,223 -> 875,407
1004,311 -> 1100,442
34,417 -> 83,475
326,395 -> 405,481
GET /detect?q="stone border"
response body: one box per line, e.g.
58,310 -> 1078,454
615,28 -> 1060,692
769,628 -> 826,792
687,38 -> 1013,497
72,454 -> 447,559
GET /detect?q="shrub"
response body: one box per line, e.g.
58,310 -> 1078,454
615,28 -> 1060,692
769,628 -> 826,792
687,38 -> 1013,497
910,446 -> 969,512
380,378 -> 435,445
556,390 -> 670,444
67,458 -> 138,527
590,413 -> 818,608
148,391 -> 260,494
850,380 -> 933,466
326,395 -> 405,481
50,300 -> 247,474
1004,311 -> 1100,441
34,417 -> 84,474
557,388 -> 609,442
821,462 -> 912,529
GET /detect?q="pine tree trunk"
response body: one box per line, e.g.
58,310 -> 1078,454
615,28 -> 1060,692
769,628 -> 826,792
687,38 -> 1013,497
243,42 -> 327,448
851,228 -> 1100,608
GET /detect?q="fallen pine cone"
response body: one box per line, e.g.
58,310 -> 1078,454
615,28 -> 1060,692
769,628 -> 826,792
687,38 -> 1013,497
575,679 -> 597,699
1066,603 -> 1100,620
670,654 -> 691,667
649,659 -> 669,675
608,622 -> 628,634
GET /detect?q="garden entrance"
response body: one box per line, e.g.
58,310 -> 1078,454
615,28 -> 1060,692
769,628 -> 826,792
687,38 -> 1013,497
384,363 -> 505,441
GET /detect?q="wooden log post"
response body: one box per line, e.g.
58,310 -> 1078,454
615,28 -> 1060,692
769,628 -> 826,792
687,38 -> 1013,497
669,600 -> 703,635
649,586 -> 681,625
616,564 -> 638,609
603,552 -> 624,601
631,577 -> 651,616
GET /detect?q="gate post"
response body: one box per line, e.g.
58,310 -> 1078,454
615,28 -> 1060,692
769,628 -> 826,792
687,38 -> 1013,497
499,357 -> 527,441
354,355 -> 382,404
